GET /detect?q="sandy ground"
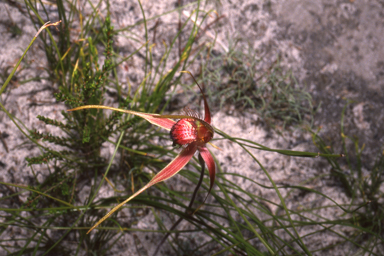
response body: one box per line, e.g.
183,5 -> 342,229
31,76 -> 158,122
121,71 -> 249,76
0,0 -> 383,255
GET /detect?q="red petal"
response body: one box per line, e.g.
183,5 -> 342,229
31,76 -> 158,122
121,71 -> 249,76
149,143 -> 197,185
198,146 -> 215,196
86,143 -> 197,234
139,113 -> 176,130
193,79 -> 211,124
67,105 -> 176,130
202,94 -> 211,125
180,71 -> 211,124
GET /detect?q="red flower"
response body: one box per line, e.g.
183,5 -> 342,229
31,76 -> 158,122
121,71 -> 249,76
68,72 -> 216,233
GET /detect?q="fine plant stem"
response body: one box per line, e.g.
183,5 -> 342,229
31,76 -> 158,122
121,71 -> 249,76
0,21 -> 61,97
215,128 -> 312,255
85,130 -> 126,210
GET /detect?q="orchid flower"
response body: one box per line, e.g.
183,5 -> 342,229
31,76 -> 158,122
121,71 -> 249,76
67,72 -> 215,234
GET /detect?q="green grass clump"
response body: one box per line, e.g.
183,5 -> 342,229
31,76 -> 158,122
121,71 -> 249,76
27,15 -> 116,164
310,103 -> 384,253
202,47 -> 314,129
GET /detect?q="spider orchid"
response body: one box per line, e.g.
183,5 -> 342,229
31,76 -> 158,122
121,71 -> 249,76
67,72 -> 216,234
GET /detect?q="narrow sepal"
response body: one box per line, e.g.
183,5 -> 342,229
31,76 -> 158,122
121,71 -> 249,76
149,143 -> 197,185
198,146 -> 215,200
180,71 -> 211,124
67,105 -> 176,130
86,143 -> 197,234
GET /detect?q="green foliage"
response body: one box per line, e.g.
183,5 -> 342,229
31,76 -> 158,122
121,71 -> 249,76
27,14 -> 119,168
311,103 -> 384,251
2,1 -> 241,255
25,151 -> 59,165
1,0 -> 383,255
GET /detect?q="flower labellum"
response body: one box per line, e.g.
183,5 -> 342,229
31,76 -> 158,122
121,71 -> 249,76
67,71 -> 216,234
171,118 -> 198,146
170,113 -> 214,147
